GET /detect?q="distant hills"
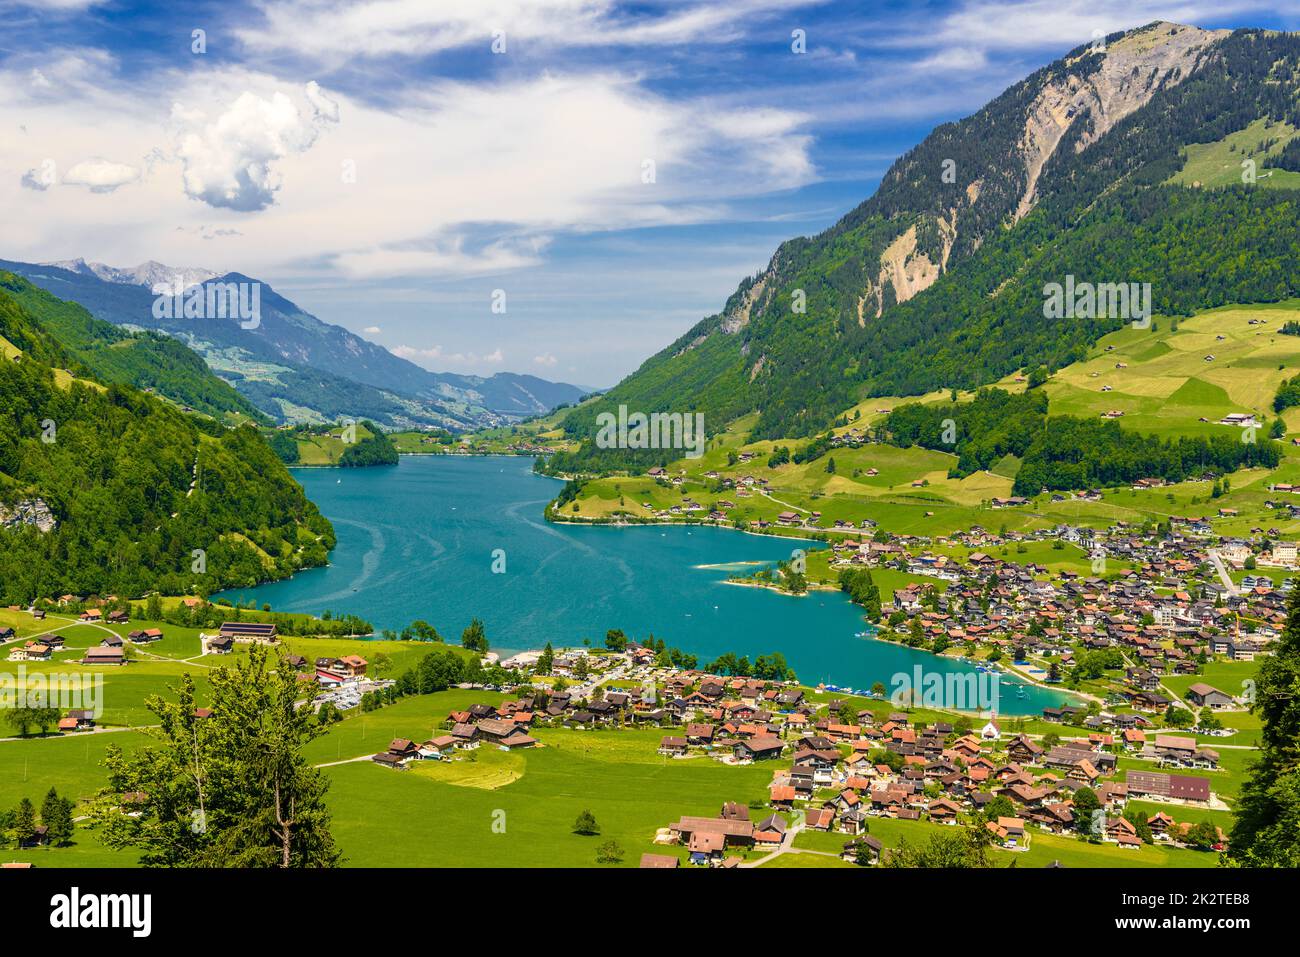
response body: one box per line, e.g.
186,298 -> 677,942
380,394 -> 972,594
553,23 -> 1300,469
0,257 -> 588,430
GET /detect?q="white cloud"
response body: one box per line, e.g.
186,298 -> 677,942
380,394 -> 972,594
20,163 -> 55,190
238,0 -> 827,59
362,324 -> 381,334
173,83 -> 339,211
0,55 -> 813,282
392,344 -> 504,369
533,352 -> 558,367
62,157 -> 140,192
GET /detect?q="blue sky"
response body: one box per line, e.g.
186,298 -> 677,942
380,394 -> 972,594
3,0 -> 1299,388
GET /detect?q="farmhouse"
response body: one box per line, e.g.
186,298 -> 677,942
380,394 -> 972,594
1185,683 -> 1234,709
81,646 -> 125,666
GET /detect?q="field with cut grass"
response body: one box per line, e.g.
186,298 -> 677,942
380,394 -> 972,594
559,301 -> 1300,545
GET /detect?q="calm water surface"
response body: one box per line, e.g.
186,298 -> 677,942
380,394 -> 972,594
222,456 -> 1070,714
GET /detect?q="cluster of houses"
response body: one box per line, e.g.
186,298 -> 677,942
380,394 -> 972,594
823,523 -> 1281,712
641,691 -> 1223,866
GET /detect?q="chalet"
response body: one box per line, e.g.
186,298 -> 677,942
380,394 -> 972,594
734,737 -> 785,761
805,808 -> 835,831
10,641 -> 52,662
639,853 -> 680,869
203,635 -> 234,655
658,736 -> 689,756
81,646 -> 126,666
1006,735 -> 1044,764
841,835 -> 883,864
127,628 -> 164,644
753,814 -> 787,847
1185,683 -> 1234,709
987,816 -> 1028,848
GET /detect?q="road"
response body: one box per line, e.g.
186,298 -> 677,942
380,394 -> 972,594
1207,549 -> 1241,597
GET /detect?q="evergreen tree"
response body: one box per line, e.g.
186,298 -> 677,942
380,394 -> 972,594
1229,589 -> 1300,866
98,646 -> 341,867
41,787 -> 74,846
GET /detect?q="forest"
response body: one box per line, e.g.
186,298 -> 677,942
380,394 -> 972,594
0,285 -> 334,602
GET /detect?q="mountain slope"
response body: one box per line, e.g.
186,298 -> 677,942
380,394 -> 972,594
0,282 -> 335,602
0,270 -> 266,422
554,23 -> 1300,464
0,258 -> 588,428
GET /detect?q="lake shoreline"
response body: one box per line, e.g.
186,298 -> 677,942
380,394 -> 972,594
224,456 -> 1069,715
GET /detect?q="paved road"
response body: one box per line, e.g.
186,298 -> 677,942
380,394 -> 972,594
1207,549 -> 1241,596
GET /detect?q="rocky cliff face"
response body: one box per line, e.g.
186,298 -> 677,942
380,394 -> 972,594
0,498 -> 57,533
1013,22 -> 1225,219
708,22 -> 1223,336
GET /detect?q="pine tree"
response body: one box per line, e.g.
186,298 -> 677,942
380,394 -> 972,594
41,787 -> 73,846
14,798 -> 36,846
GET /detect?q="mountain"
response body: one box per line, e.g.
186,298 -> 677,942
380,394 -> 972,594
0,282 -> 334,602
0,270 -> 266,422
0,258 -> 588,429
552,23 -> 1300,467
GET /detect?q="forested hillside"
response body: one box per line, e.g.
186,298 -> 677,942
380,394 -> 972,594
552,25 -> 1300,469
0,271 -> 266,422
0,284 -> 334,602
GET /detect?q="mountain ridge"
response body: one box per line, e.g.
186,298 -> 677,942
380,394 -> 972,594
1,258 -> 588,429
549,22 -> 1300,468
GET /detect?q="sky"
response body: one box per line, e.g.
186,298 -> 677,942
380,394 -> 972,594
2,1 -> 1300,389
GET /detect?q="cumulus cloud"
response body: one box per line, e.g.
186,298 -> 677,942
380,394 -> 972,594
20,162 -> 56,190
362,325 -> 381,334
533,352 -> 558,367
173,83 -> 339,212
62,157 -> 140,192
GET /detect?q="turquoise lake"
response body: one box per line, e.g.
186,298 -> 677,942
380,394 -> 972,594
222,455 -> 1070,715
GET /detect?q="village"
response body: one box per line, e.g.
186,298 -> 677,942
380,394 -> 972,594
0,508 -> 1275,868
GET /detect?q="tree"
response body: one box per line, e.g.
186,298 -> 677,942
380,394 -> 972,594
408,619 -> 442,642
1073,787 -> 1101,835
1229,587 -> 1300,866
97,646 -> 341,867
604,629 -> 627,652
852,835 -> 875,866
41,787 -> 74,846
595,839 -> 624,864
1185,820 -> 1221,850
14,798 -> 37,846
145,593 -> 163,621
536,642 -> 555,675
461,618 -> 489,653
573,810 -> 600,836
883,823 -> 993,868
984,795 -> 1015,821
369,652 -> 392,676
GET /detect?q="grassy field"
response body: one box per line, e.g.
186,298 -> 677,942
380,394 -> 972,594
788,815 -> 1222,868
1168,118 -> 1300,191
323,724 -> 776,867
561,300 -> 1300,544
